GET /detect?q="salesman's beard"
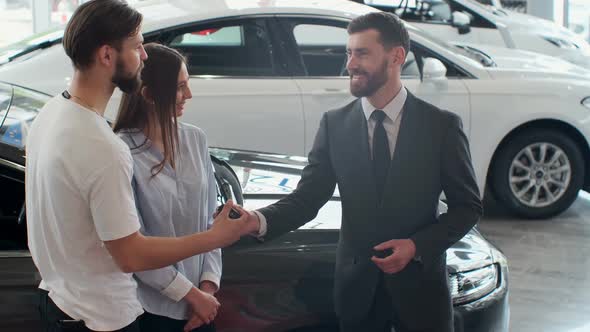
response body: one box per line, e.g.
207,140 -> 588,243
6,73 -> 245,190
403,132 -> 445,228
349,59 -> 389,98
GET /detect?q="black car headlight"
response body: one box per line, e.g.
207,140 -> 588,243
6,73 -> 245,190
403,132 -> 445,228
449,264 -> 498,305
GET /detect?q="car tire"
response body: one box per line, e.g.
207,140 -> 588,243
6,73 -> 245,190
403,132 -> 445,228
490,129 -> 584,219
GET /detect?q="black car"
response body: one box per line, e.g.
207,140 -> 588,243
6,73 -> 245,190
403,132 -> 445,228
0,82 -> 509,331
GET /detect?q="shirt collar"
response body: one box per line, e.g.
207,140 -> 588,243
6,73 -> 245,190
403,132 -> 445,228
362,86 -> 408,122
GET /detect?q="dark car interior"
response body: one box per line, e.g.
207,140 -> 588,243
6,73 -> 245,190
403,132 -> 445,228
0,163 -> 26,251
0,155 -> 241,252
168,23 -> 276,77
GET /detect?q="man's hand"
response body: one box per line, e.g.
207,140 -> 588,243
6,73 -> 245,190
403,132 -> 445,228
232,205 -> 261,236
209,200 -> 252,246
183,287 -> 219,328
199,281 -> 218,295
371,239 -> 417,274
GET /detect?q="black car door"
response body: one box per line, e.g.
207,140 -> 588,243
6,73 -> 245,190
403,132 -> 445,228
0,98 -> 42,331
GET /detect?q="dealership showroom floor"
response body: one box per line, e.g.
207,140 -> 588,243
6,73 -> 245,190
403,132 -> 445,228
478,192 -> 590,332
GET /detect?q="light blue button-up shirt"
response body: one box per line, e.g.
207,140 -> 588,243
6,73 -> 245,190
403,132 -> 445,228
119,123 -> 221,320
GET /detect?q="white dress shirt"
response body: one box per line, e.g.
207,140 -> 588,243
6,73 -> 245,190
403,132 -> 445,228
363,86 -> 407,159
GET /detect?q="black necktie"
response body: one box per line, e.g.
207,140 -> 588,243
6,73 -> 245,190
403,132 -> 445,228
372,110 -> 390,200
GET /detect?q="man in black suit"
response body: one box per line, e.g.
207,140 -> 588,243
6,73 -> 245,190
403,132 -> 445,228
245,12 -> 483,332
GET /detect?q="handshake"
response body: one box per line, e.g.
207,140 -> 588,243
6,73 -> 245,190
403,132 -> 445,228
209,200 -> 262,248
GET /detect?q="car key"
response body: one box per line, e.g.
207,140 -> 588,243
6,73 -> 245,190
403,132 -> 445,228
372,248 -> 393,259
216,203 -> 242,219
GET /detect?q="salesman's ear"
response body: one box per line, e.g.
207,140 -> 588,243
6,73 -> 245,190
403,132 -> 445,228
390,46 -> 406,67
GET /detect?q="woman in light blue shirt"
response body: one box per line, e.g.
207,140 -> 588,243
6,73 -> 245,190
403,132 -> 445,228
114,43 -> 220,332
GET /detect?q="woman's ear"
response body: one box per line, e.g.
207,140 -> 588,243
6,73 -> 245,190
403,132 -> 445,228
141,86 -> 155,105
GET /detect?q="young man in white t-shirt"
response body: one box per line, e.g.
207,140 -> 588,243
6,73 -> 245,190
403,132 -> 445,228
25,1 -> 261,331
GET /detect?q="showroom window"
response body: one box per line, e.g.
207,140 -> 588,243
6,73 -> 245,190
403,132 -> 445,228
568,0 -> 590,42
168,20 -> 275,77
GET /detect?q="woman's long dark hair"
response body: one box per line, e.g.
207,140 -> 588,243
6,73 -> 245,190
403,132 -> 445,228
114,43 -> 187,176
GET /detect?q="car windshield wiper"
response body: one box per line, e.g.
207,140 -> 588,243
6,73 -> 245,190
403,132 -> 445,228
455,45 -> 497,67
7,39 -> 59,62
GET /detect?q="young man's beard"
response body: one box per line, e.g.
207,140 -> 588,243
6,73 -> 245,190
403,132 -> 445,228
349,59 -> 389,98
112,59 -> 142,94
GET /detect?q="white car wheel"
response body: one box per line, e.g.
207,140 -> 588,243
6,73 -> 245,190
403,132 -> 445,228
491,130 -> 585,219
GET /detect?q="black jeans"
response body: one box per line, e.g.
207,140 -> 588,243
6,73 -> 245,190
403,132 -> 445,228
140,311 -> 216,332
38,289 -> 140,332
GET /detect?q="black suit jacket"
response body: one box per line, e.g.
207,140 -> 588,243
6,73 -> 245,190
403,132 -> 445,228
258,92 -> 483,328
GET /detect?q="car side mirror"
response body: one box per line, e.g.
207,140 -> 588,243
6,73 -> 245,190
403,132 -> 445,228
421,58 -> 447,81
211,155 -> 244,206
452,11 -> 472,35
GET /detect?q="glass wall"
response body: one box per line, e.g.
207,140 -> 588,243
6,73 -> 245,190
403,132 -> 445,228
0,0 -> 149,48
568,0 -> 590,42
0,0 -> 80,47
0,0 -> 34,47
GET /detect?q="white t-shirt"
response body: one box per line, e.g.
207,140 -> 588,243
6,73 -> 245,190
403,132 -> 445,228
25,94 -> 143,331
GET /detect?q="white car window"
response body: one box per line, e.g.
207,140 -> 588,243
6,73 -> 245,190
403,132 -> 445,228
168,20 -> 275,76
429,2 -> 452,22
292,24 -> 348,76
290,22 -> 422,78
170,26 -> 244,47
402,51 -> 421,78
293,24 -> 348,46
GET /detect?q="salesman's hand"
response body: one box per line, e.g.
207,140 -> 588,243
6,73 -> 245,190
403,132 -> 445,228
183,287 -> 219,330
232,205 -> 261,236
371,239 -> 417,274
210,200 -> 251,246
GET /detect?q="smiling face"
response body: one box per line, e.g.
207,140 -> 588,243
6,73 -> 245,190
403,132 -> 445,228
174,62 -> 192,117
346,28 -> 403,98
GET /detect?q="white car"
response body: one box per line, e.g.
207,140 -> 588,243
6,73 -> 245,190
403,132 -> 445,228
366,0 -> 590,69
0,0 -> 590,219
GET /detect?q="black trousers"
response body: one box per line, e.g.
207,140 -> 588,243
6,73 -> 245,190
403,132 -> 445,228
139,311 -> 216,332
38,289 -> 140,332
338,274 -> 453,332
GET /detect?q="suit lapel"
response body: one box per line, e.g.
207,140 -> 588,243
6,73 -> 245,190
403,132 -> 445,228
380,92 -> 422,207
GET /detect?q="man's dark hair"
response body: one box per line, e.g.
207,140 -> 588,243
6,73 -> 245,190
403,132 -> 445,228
347,12 -> 410,55
63,0 -> 143,70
